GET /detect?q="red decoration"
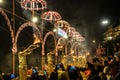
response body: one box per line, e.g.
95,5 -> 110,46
41,11 -> 62,22
20,0 -> 47,11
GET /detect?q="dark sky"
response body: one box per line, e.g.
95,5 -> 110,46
42,0 -> 120,46
0,0 -> 120,72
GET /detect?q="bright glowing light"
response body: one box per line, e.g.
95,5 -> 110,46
102,20 -> 108,24
101,19 -> 109,26
57,28 -> 68,39
63,34 -> 68,39
53,28 -> 57,32
92,40 -> 96,43
0,0 -> 3,3
32,17 -> 38,23
107,36 -> 112,40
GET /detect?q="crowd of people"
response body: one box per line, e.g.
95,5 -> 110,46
48,55 -> 120,80
27,54 -> 120,80
0,49 -> 120,80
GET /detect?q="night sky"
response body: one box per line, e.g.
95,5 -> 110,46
0,0 -> 120,73
46,0 -> 120,42
51,0 -> 120,38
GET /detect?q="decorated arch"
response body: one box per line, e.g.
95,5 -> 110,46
0,8 -> 14,46
15,21 -> 42,52
65,40 -> 72,55
42,31 -> 56,55
71,42 -> 80,56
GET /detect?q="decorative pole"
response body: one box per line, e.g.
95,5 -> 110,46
20,0 -> 47,71
12,0 -> 16,74
41,11 -> 62,68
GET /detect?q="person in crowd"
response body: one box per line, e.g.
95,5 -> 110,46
58,69 -> 69,80
68,65 -> 81,80
79,67 -> 87,80
2,73 -> 11,80
49,66 -> 58,80
27,67 -> 33,80
57,63 -> 69,80
30,67 -> 39,80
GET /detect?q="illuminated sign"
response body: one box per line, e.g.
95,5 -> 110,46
57,28 -> 68,38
